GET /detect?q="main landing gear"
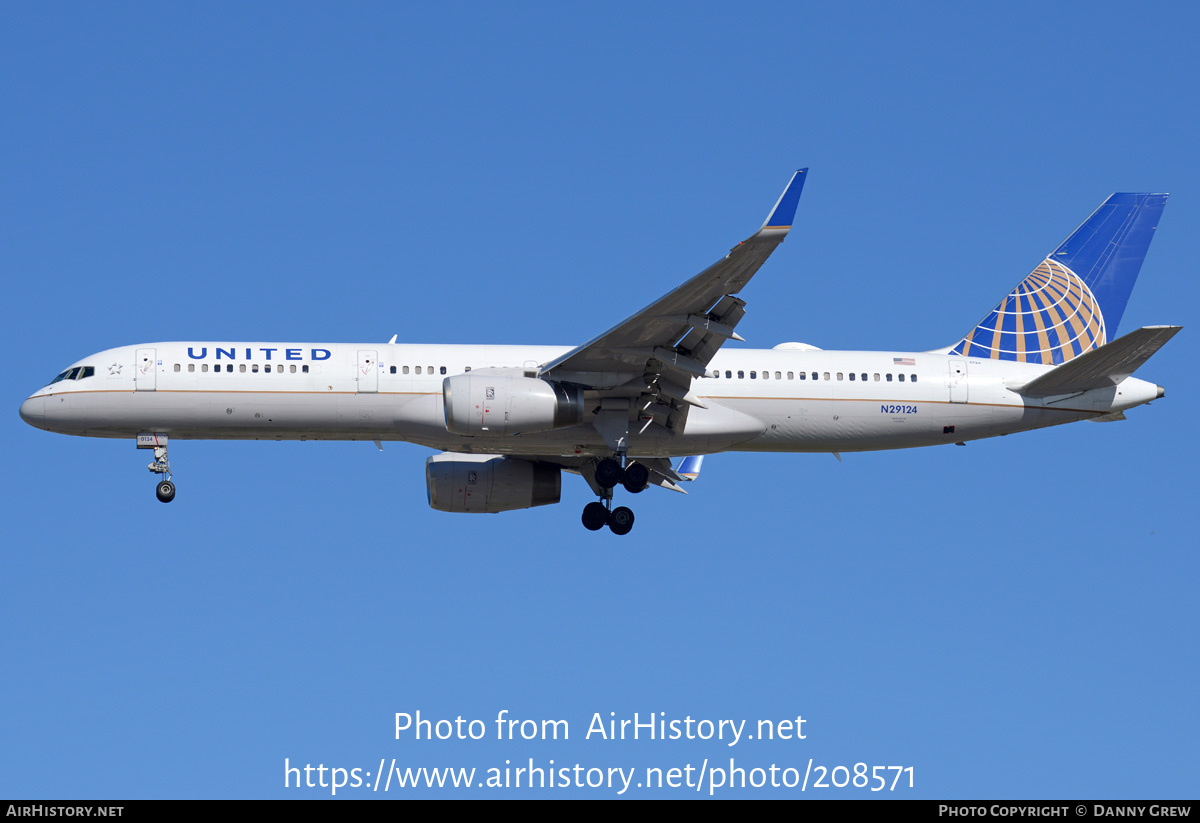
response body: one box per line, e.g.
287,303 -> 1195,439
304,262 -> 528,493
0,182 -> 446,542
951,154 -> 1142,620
581,457 -> 649,535
138,433 -> 176,503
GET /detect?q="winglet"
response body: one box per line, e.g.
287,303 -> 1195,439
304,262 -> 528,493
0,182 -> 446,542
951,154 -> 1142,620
677,455 -> 704,481
761,169 -> 808,231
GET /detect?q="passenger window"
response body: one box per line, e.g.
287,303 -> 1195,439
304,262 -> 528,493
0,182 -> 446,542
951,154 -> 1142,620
823,372 -> 830,381
252,364 -> 259,373
874,373 -> 880,381
898,373 -> 905,382
811,372 -> 818,380
798,372 -> 806,380
440,366 -> 447,375
465,366 -> 471,372
775,371 -> 781,380
302,365 -> 309,373
403,366 -> 410,375
787,371 -> 794,380
289,364 -> 296,373
886,373 -> 892,382
761,371 -> 767,380
265,364 -> 272,373
427,366 -> 434,374
861,373 -> 867,382
174,364 -> 181,373
750,371 -> 757,379
240,364 -> 247,373
911,374 -> 917,383
737,370 -> 745,379
725,370 -> 732,379
389,366 -> 396,374
201,364 -> 208,373
837,372 -> 843,381
849,373 -> 855,381
415,366 -> 422,375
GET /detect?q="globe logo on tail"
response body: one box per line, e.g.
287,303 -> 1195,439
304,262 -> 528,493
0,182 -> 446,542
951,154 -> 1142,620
951,259 -> 1106,365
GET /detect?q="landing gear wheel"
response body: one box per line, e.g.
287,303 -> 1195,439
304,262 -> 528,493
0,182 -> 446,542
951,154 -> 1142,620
581,501 -> 608,531
594,457 -> 625,489
608,506 -> 635,536
622,462 -> 650,494
155,480 -> 176,503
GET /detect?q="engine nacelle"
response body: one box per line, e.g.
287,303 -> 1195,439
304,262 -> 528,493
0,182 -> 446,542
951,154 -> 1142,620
426,453 -> 561,513
443,373 -> 584,436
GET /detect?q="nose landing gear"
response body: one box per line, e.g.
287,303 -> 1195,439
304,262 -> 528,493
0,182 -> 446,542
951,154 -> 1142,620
581,457 -> 645,535
155,479 -> 176,503
138,433 -> 175,503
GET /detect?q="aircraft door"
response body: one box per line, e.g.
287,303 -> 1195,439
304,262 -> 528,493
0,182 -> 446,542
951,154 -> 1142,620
136,348 -> 157,391
357,350 -> 378,394
948,360 -> 968,403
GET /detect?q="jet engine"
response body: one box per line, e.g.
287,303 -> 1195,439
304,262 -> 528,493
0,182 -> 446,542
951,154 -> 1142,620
443,373 -> 584,436
425,453 -> 561,513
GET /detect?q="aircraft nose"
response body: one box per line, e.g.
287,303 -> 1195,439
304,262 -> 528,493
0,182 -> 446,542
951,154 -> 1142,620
19,395 -> 45,427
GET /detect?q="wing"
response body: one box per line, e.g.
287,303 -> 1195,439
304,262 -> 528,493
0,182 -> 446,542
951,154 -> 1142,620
540,169 -> 807,441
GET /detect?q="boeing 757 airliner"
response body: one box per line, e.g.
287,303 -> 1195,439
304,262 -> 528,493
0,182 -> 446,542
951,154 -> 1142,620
19,171 -> 1179,534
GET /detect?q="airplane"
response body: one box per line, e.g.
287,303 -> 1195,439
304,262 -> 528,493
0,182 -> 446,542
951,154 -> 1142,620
19,170 -> 1180,535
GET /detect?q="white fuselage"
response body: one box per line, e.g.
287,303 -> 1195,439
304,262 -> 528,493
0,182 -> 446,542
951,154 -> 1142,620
20,341 -> 1162,458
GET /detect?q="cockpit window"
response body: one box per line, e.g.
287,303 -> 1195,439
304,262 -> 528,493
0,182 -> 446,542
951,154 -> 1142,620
47,366 -> 94,385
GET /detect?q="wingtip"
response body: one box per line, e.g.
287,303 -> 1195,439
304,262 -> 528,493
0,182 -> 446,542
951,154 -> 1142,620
761,168 -> 809,230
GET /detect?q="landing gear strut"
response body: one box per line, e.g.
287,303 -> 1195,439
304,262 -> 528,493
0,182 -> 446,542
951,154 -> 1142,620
581,457 -> 643,535
138,433 -> 176,503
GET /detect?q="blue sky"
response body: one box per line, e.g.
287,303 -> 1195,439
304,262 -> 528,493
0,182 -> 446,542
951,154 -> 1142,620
2,2 -> 1197,798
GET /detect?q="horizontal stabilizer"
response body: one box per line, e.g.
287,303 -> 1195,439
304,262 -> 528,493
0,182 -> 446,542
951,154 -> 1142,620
1017,325 -> 1181,396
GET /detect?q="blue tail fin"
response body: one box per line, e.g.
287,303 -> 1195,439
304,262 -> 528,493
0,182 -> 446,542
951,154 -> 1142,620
949,193 -> 1168,365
